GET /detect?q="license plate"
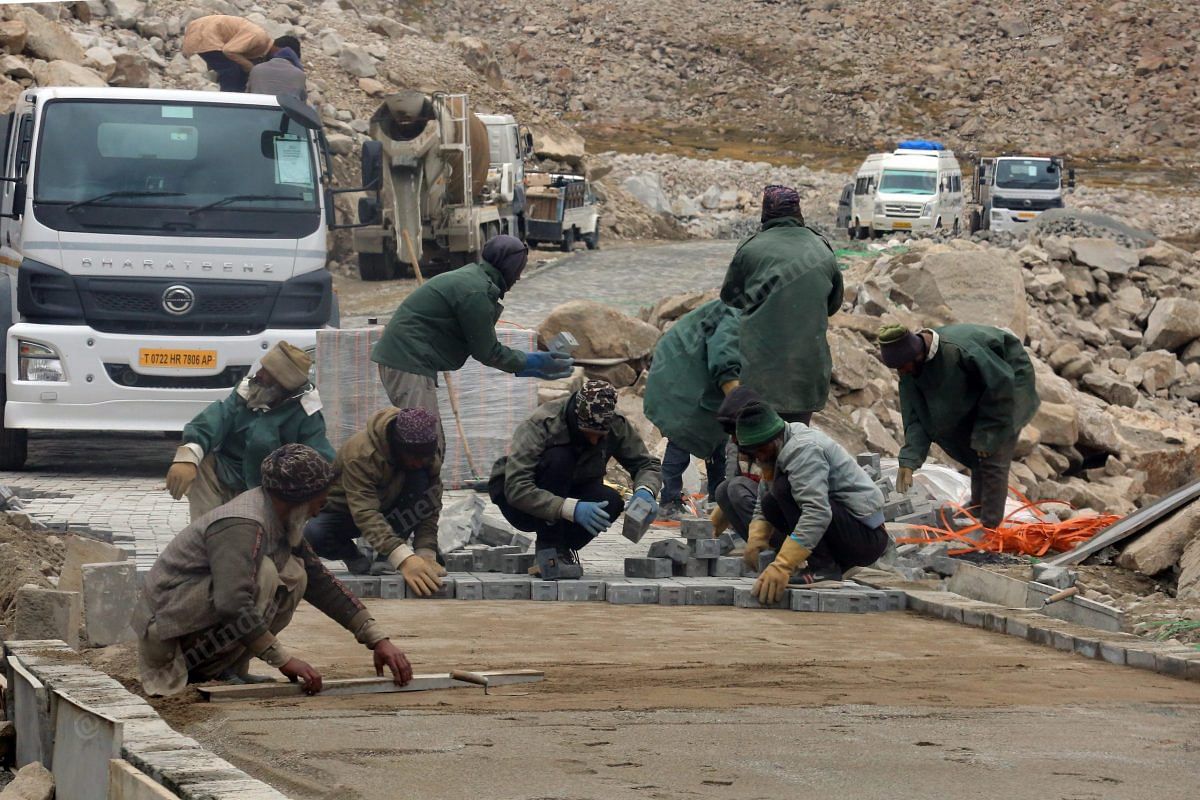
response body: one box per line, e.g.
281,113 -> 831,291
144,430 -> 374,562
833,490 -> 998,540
892,221 -> 912,229
138,349 -> 218,369
1017,212 -> 1037,219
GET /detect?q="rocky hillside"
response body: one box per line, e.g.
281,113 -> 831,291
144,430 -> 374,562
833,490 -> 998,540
400,0 -> 1199,167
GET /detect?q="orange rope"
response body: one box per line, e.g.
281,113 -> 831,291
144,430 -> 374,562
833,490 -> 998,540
894,488 -> 1120,557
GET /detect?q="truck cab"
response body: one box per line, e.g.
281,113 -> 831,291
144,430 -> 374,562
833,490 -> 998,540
0,87 -> 335,469
870,141 -> 964,236
974,156 -> 1069,234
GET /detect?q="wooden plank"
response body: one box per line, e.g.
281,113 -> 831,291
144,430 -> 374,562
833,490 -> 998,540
1045,479 -> 1200,567
197,669 -> 545,703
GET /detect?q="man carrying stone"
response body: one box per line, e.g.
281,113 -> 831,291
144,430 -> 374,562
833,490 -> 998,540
304,408 -> 447,597
489,380 -> 662,568
734,402 -> 889,604
643,298 -> 741,517
370,235 -> 573,427
720,184 -> 843,424
878,323 -> 1040,530
165,341 -> 334,520
135,444 -> 413,696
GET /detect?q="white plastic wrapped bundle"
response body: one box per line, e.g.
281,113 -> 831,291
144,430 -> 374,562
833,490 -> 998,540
316,324 -> 539,488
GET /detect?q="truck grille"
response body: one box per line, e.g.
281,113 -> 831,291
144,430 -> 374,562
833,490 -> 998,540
992,196 -> 1063,212
104,363 -> 250,390
78,277 -> 277,335
884,203 -> 923,218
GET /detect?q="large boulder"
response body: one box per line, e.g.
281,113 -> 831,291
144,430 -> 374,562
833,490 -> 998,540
10,7 -> 84,64
829,329 -> 887,392
530,124 -> 585,168
0,19 -> 27,55
1070,237 -> 1139,276
109,52 -> 151,87
0,762 -> 54,800
338,44 -> 377,78
1128,350 -> 1180,394
1028,401 -> 1078,447
1117,503 -> 1200,576
31,60 -> 107,88
895,245 -> 1028,339
1080,370 -> 1139,407
0,74 -> 21,114
1144,298 -> 1200,351
105,0 -> 145,29
643,289 -> 717,329
1177,534 -> 1200,602
538,300 -> 661,360
621,173 -> 671,215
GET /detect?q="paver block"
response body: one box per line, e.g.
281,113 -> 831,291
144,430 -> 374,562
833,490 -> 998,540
531,580 -> 559,601
1098,641 -> 1128,666
658,584 -> 687,606
81,561 -> 137,647
883,493 -> 914,521
345,575 -> 381,599
647,538 -> 690,565
477,519 -> 517,547
443,551 -> 475,572
676,558 -> 709,577
710,556 -> 744,578
757,549 -> 776,573
717,531 -> 744,555
607,582 -> 660,604
683,584 -> 735,606
454,577 -> 483,601
893,509 -> 940,528
1051,630 -> 1077,652
408,577 -> 455,599
733,587 -> 788,609
625,557 -> 672,578
1125,646 -> 1159,671
481,577 -> 531,600
856,452 -> 881,478
379,577 -> 405,599
510,531 -> 534,550
1073,636 -> 1101,659
501,553 -> 537,574
557,580 -> 606,602
679,518 -> 714,540
789,590 -> 820,612
884,590 -> 907,611
689,538 -> 722,559
14,587 -> 82,649
816,591 -> 869,614
477,545 -> 524,572
622,496 -> 655,543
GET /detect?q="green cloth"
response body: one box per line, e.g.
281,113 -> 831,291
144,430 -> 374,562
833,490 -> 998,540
490,394 -> 663,522
370,261 -> 528,378
735,403 -> 786,448
898,324 -> 1040,470
720,217 -> 843,415
642,300 -> 741,458
182,385 -> 334,492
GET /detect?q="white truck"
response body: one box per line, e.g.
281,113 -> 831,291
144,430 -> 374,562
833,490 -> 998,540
524,172 -> 600,252
0,87 -> 337,469
967,155 -> 1073,234
865,141 -> 965,237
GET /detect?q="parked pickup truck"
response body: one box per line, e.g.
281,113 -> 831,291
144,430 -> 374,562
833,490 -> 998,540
524,172 -> 599,252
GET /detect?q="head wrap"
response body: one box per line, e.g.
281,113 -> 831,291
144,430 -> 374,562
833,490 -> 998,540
482,234 -> 529,292
574,380 -> 618,432
717,385 -> 763,436
259,341 -> 312,391
877,324 -> 927,369
260,444 -> 338,502
761,184 -> 802,222
735,402 -> 787,450
389,408 -> 439,457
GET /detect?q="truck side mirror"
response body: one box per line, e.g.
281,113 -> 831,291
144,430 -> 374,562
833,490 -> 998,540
361,141 -> 383,192
1068,168 -> 1076,190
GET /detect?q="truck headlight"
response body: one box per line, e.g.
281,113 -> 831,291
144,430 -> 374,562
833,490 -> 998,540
922,202 -> 933,217
874,202 -> 884,215
991,210 -> 1004,219
18,340 -> 65,382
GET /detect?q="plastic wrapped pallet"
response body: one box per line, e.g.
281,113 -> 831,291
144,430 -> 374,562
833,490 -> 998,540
316,324 -> 539,488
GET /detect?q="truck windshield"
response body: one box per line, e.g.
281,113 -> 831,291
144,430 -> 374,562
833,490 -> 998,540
33,99 -> 320,238
878,169 -> 936,195
995,160 -> 1060,190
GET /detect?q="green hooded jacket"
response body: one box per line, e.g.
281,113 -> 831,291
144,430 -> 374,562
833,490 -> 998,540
642,299 -> 741,458
370,261 -> 527,377
182,381 -> 335,492
720,217 -> 843,415
898,324 -> 1040,469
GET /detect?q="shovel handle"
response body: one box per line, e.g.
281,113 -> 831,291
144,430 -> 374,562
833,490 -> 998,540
1044,586 -> 1079,605
451,670 -> 490,690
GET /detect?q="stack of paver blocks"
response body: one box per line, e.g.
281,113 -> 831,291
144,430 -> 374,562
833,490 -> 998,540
624,516 -> 757,580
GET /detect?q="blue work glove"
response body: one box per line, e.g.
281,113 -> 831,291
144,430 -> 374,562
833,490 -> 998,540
632,488 -> 659,524
573,500 -> 612,536
516,350 -> 575,379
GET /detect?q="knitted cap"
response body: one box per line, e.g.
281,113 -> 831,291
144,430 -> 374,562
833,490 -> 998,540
260,444 -> 338,502
575,380 -> 617,432
735,402 -> 787,449
260,341 -> 312,391
389,408 -> 439,457
761,184 -> 802,222
877,324 -> 926,369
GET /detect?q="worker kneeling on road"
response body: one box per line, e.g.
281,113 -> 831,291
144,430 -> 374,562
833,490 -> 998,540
734,403 -> 889,604
489,380 -> 663,569
878,323 -> 1039,530
134,444 -> 412,697
370,235 -> 574,424
304,408 -> 447,596
165,341 -> 334,521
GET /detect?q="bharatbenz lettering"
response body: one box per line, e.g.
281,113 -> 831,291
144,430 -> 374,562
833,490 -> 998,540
0,87 -> 337,469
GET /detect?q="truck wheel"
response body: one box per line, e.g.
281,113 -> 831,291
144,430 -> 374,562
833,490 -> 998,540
969,210 -> 982,234
952,219 -> 960,236
560,227 -> 576,253
358,252 -> 396,281
0,386 -> 29,471
584,228 -> 600,250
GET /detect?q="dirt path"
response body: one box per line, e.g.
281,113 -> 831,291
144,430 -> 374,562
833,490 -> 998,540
159,603 -> 1200,799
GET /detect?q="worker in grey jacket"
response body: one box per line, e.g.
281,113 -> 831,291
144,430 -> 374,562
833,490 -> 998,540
733,402 -> 889,603
247,36 -> 307,99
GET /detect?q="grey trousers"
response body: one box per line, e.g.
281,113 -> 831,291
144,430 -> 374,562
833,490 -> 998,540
186,455 -> 239,521
969,436 -> 1017,529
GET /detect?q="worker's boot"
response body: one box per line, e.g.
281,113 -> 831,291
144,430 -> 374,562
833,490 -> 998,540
659,499 -> 687,520
788,553 -> 843,586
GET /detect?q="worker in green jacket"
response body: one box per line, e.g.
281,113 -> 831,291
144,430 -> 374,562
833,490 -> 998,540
489,380 -> 663,568
370,235 -> 573,419
878,323 -> 1040,529
165,341 -> 334,520
643,299 -> 741,517
720,185 -> 843,423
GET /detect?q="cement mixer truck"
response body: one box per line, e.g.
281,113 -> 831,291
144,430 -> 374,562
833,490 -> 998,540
351,91 -> 529,280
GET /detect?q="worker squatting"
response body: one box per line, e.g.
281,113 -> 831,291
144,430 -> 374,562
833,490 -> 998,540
137,186 -> 1039,696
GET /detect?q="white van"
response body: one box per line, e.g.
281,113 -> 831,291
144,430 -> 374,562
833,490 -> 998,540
871,141 -> 964,236
849,152 -> 885,239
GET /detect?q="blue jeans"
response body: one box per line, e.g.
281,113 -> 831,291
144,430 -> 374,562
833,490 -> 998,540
200,51 -> 249,92
659,439 -> 728,505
